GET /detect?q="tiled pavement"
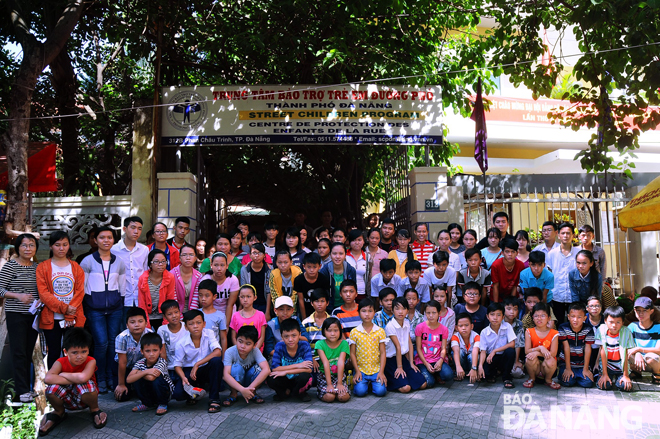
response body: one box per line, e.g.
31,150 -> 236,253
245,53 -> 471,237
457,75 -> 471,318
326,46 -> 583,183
44,376 -> 660,439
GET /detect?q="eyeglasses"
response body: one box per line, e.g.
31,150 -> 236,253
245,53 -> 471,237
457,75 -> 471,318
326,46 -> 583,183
151,260 -> 167,265
465,292 -> 479,297
250,251 -> 263,256
153,230 -> 167,235
20,243 -> 36,249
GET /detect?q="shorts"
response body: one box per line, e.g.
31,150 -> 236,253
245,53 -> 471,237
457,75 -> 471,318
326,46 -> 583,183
46,380 -> 97,411
316,372 -> 347,399
629,352 -> 660,371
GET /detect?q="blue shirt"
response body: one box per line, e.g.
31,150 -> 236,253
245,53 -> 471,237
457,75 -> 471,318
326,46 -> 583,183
568,269 -> 602,303
629,321 -> 660,349
519,267 -> 555,302
271,340 -> 313,378
265,316 -> 309,354
546,247 -> 580,303
373,309 -> 394,329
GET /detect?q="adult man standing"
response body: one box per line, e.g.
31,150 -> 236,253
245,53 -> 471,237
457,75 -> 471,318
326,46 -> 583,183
166,217 -> 191,250
112,216 -> 149,314
379,218 -> 398,253
150,222 -> 180,270
546,222 -> 580,324
533,221 -> 560,255
476,212 -> 514,251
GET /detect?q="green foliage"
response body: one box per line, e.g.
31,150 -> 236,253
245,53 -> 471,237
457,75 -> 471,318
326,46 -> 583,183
486,0 -> 660,177
0,404 -> 38,439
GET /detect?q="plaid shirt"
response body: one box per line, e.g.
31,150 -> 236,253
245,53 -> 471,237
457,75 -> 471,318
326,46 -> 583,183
114,328 -> 153,368
407,310 -> 426,343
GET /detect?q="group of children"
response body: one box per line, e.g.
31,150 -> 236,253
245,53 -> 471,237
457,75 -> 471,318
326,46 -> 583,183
38,218 -> 660,436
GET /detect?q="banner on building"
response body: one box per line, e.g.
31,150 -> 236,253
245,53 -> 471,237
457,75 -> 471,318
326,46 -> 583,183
161,85 -> 442,146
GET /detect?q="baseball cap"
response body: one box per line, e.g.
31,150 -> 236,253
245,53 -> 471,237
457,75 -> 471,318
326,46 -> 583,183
634,296 -> 654,310
274,296 -> 294,309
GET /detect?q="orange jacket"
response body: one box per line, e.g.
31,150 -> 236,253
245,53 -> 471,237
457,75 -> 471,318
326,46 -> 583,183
137,269 -> 175,328
36,260 -> 86,330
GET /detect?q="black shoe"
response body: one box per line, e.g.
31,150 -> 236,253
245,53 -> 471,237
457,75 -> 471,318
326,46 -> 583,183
298,392 -> 311,402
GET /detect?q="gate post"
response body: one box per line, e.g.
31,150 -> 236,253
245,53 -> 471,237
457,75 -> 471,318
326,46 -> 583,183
157,172 -> 198,244
625,186 -> 659,293
409,167 -> 464,241
131,101 -> 156,233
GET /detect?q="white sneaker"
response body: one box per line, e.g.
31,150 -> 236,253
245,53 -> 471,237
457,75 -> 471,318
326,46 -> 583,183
183,384 -> 207,400
511,366 -> 525,379
19,392 -> 34,403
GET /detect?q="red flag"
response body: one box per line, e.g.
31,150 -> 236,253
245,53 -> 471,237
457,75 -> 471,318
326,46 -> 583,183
471,78 -> 488,173
0,142 -> 58,192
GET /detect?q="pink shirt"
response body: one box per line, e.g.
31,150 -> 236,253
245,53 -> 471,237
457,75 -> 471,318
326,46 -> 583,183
414,321 -> 449,364
229,309 -> 268,352
201,274 -> 239,313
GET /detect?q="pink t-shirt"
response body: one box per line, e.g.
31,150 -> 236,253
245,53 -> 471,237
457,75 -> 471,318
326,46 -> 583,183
414,321 -> 449,364
229,309 -> 268,352
201,274 -> 239,313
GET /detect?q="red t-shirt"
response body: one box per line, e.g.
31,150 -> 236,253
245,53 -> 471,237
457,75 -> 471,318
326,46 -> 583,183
490,258 -> 525,301
57,355 -> 97,386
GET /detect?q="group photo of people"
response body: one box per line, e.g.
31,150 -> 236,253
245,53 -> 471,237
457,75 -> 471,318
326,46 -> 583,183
2,210 -> 658,437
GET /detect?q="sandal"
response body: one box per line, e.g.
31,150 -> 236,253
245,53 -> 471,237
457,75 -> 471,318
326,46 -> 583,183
156,405 -> 168,416
208,400 -> 222,413
132,404 -> 151,412
249,394 -> 265,404
91,410 -> 107,429
545,381 -> 561,390
652,375 -> 660,385
222,396 -> 237,407
39,412 -> 67,436
504,380 -> 515,389
522,379 -> 535,388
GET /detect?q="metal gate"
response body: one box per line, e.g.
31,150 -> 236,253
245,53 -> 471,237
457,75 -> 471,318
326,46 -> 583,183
382,146 -> 411,231
463,182 -> 632,295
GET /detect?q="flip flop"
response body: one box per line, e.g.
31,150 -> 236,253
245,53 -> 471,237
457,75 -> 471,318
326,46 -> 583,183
132,404 -> 151,412
91,410 -> 107,429
249,394 -> 265,404
39,412 -> 67,436
545,381 -> 561,390
156,405 -> 168,416
522,379 -> 535,388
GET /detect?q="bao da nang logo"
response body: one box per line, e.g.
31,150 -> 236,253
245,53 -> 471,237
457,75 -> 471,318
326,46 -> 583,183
166,91 -> 208,131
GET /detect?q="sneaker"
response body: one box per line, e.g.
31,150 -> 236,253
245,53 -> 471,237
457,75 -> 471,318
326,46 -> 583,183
19,392 -> 34,403
511,366 -> 525,379
183,384 -> 207,400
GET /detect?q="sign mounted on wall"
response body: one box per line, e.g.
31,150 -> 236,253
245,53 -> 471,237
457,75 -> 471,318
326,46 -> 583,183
161,85 -> 442,146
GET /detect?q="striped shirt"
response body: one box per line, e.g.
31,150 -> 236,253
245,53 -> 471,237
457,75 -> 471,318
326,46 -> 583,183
603,330 -> 623,373
411,241 -> 436,273
132,357 -> 174,393
557,322 -> 595,367
628,321 -> 660,349
0,260 -> 38,314
332,305 -> 361,339
301,312 -> 329,352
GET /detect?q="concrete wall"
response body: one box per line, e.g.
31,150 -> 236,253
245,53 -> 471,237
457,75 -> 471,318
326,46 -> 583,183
157,172 -> 198,244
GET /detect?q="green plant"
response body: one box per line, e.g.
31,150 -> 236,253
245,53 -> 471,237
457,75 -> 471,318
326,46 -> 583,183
0,379 -> 15,413
0,404 -> 38,438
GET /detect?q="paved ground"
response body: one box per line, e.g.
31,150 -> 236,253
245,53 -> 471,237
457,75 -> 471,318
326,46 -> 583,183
43,375 -> 660,439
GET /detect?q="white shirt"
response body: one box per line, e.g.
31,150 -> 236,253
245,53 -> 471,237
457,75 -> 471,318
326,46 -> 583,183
158,324 -> 189,369
479,322 -> 516,354
423,266 -> 457,289
370,273 -> 402,298
346,251 -> 367,296
533,242 -> 560,254
172,328 -> 221,368
51,262 -> 74,320
385,318 -> 411,358
112,239 -> 149,307
426,251 -> 461,273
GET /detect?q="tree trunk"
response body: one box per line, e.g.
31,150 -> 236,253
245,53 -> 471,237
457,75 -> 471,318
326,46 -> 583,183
51,47 -> 80,195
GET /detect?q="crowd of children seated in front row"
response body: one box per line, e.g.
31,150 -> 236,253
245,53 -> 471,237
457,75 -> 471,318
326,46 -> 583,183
18,213 -> 659,436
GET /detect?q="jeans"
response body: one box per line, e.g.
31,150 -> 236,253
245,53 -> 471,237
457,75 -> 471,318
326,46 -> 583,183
134,375 -> 172,406
229,363 -> 261,388
353,372 -> 387,397
558,366 -> 595,388
173,357 -> 224,401
5,312 -> 38,395
85,307 -> 123,389
419,363 -> 454,387
457,352 -> 474,376
597,371 -> 631,392
483,347 -> 516,381
44,323 -> 71,370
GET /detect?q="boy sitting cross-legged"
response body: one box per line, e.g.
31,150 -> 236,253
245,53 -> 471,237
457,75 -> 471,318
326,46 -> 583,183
172,309 -> 224,413
348,298 -> 388,397
596,305 -> 635,391
114,307 -> 153,402
557,302 -> 595,388
126,332 -> 174,415
39,328 -> 107,435
267,318 -> 314,401
478,302 -> 517,388
222,326 -> 271,406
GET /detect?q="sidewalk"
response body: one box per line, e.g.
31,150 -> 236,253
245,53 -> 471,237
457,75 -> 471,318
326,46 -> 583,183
43,376 -> 660,439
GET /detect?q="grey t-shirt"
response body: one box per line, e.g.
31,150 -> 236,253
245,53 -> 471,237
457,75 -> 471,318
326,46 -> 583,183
223,345 -> 267,370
